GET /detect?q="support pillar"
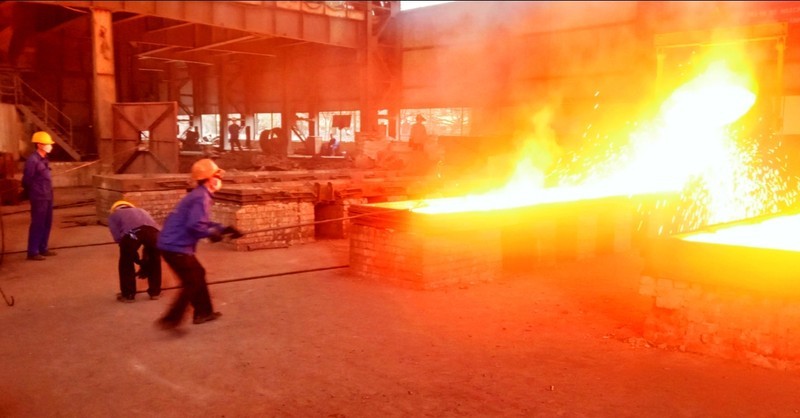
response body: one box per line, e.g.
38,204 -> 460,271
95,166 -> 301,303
217,64 -> 229,153
91,8 -> 117,174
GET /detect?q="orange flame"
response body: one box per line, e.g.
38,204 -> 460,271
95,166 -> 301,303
415,59 -> 779,221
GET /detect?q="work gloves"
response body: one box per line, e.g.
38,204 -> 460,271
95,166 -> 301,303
222,226 -> 244,239
209,225 -> 244,242
132,252 -> 151,279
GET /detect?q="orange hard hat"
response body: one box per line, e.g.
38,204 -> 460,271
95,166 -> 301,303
190,158 -> 224,181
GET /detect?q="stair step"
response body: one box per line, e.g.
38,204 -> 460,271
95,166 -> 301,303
8,74 -> 80,161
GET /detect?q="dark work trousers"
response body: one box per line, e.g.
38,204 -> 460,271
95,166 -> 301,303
230,136 -> 244,152
27,198 -> 53,257
160,251 -> 214,324
118,225 -> 162,299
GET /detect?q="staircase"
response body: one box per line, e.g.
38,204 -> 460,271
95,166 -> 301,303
0,72 -> 81,161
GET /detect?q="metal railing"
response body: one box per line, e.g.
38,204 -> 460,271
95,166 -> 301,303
0,72 -> 75,152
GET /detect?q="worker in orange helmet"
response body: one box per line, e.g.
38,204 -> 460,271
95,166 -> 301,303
22,131 -> 57,261
155,158 -> 242,330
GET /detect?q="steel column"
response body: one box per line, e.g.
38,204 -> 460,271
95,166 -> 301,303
91,7 -> 118,173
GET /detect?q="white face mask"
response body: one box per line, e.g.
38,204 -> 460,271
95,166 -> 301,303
208,176 -> 223,193
42,144 -> 53,154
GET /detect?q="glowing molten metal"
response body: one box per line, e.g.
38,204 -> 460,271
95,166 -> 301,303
682,213 -> 800,252
415,59 -> 794,235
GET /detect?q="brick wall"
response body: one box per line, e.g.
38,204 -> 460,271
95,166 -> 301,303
213,199 -> 315,251
347,194 -> 657,290
640,275 -> 800,370
349,223 -> 502,289
502,210 -> 634,268
98,187 -> 316,251
51,162 -> 101,188
314,197 -> 368,239
96,188 -> 188,225
93,169 -> 433,251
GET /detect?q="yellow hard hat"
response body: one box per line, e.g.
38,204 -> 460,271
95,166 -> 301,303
32,131 -> 54,145
191,158 -> 224,181
110,200 -> 135,212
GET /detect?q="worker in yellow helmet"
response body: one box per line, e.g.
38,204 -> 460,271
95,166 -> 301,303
107,200 -> 162,303
155,158 -> 242,329
22,131 -> 57,261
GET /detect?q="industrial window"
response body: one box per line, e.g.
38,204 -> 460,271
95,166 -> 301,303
200,114 -> 220,143
318,110 -> 360,143
254,113 -> 282,138
291,112 -> 311,142
176,115 -> 191,139
399,108 -> 471,141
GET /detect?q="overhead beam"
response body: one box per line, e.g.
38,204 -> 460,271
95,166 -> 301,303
135,44 -> 178,57
138,55 -> 215,66
142,20 -> 194,35
654,22 -> 788,49
45,1 -> 366,49
181,34 -> 259,53
132,39 -> 276,61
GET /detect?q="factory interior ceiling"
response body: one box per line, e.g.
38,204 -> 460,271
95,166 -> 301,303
0,1 -> 383,66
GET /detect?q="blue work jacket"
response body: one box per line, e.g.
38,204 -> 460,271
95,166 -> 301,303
157,186 -> 223,255
22,151 -> 53,201
108,206 -> 160,243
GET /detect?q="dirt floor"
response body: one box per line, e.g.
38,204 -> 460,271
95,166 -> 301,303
1,187 -> 800,417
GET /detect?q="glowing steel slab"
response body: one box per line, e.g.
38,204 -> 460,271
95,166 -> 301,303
644,212 -> 800,296
682,213 -> 800,252
641,211 -> 800,368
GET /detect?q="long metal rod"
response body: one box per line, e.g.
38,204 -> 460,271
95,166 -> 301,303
242,206 -> 413,235
3,241 -> 115,256
135,264 -> 349,295
0,286 -> 13,306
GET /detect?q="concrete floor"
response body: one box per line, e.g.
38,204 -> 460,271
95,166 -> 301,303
2,187 -> 800,417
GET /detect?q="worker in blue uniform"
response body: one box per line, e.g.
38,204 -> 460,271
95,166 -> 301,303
107,200 -> 162,302
156,158 -> 242,329
22,131 -> 57,261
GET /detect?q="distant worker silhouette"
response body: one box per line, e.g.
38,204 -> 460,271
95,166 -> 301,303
409,114 -> 428,151
228,120 -> 244,152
